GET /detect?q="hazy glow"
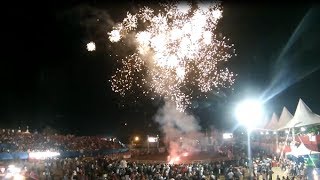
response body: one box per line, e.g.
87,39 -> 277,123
108,1 -> 236,111
134,136 -> 140,141
29,151 -> 60,159
13,174 -> 24,180
235,99 -> 264,130
168,155 -> 180,164
6,165 -> 23,180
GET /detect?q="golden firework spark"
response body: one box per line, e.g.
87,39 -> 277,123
108,1 -> 236,111
86,41 -> 96,51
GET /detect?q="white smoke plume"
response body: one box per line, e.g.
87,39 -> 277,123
154,101 -> 204,160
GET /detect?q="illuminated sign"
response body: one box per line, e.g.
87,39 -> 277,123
223,133 -> 233,139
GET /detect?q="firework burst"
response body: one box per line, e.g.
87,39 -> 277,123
108,1 -> 236,111
86,41 -> 96,51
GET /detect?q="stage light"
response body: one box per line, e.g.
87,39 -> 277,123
235,99 -> 264,131
134,136 -> 140,141
235,98 -> 264,179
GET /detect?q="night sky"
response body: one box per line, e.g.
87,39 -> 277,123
1,1 -> 320,140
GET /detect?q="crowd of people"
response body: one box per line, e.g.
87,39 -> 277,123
1,154 -> 249,179
1,152 -> 318,180
278,158 -> 306,178
0,129 -> 123,153
0,128 -> 318,179
4,151 -> 314,180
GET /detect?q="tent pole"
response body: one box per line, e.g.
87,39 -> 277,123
276,131 -> 279,152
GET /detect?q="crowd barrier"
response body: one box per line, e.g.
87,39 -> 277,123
0,148 -> 129,160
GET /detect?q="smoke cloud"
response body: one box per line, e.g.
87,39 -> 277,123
154,101 -> 204,160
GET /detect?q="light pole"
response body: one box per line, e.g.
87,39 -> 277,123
291,122 -> 302,146
147,135 -> 150,153
235,99 -> 264,180
132,136 -> 140,146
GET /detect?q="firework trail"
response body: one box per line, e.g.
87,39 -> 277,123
108,1 -> 236,111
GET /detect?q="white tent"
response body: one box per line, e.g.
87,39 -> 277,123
286,142 -> 320,157
276,107 -> 293,131
285,146 -> 298,156
264,113 -> 279,130
278,99 -> 320,130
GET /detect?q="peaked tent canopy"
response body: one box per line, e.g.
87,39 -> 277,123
278,99 -> 320,130
265,113 -> 279,130
276,107 -> 293,131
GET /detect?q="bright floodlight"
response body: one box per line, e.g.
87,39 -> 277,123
134,136 -> 140,141
235,99 -> 264,130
